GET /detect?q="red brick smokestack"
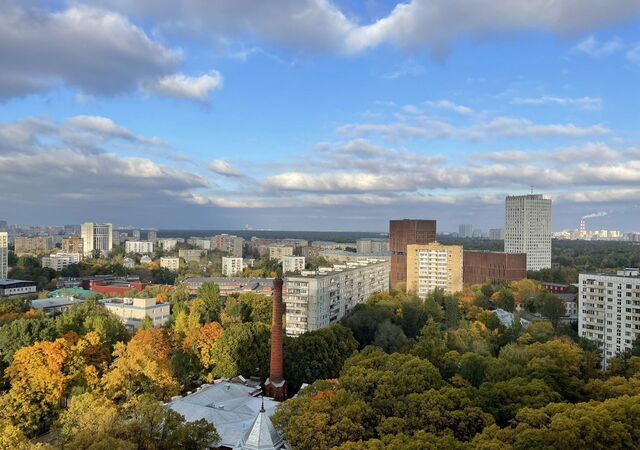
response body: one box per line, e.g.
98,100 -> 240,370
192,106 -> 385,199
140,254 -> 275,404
264,277 -> 287,400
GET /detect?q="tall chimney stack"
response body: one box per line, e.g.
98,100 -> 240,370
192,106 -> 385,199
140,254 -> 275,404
264,277 -> 287,400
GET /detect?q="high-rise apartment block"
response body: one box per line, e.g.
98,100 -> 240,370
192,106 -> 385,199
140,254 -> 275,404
14,236 -> 53,255
505,194 -> 552,271
222,257 -> 244,276
269,246 -> 294,262
62,236 -> 84,255
389,219 -> 437,287
284,259 -> 390,336
579,269 -> 640,368
462,251 -> 527,286
213,234 -> 244,257
489,228 -> 505,240
356,238 -> 389,254
81,223 -> 113,257
131,230 -> 141,241
406,243 -> 463,297
125,241 -> 154,254
147,230 -> 157,242
459,224 -> 473,238
0,232 -> 7,280
282,256 -> 305,274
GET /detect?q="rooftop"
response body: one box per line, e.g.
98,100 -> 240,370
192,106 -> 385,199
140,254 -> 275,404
32,297 -> 86,310
0,279 -> 37,287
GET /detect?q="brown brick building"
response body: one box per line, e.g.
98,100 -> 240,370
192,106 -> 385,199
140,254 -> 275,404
389,219 -> 437,287
462,251 -> 527,286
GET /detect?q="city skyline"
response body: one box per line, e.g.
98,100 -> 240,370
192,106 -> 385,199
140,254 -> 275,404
2,1 -> 640,231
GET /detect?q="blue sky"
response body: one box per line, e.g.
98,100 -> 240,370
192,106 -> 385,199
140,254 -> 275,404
1,0 -> 640,232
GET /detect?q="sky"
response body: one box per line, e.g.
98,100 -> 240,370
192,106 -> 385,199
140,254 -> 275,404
1,0 -> 640,232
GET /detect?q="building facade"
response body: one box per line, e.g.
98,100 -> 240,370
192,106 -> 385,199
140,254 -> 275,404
269,246 -> 294,262
0,232 -> 7,280
579,269 -> 640,368
15,236 -> 53,255
282,256 -> 305,274
389,219 -> 437,288
147,230 -> 157,242
42,253 -> 81,271
213,234 -> 244,257
462,250 -> 527,286
222,257 -> 244,276
125,240 -> 154,254
284,259 -> 390,336
459,224 -> 473,238
489,228 -> 505,240
0,280 -> 37,297
179,249 -> 207,263
406,243 -> 463,297
505,194 -> 552,271
160,257 -> 180,271
81,223 -> 113,257
102,297 -> 170,332
62,236 -> 84,255
356,238 -> 389,254
157,238 -> 178,251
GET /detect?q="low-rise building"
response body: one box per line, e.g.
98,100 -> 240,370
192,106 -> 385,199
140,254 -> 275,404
406,243 -> 463,297
579,268 -> 640,368
125,240 -> 154,254
222,257 -> 244,276
319,250 -> 391,264
102,297 -> 170,332
269,246 -> 294,262
31,296 -> 86,315
184,277 -> 275,298
540,281 -> 571,294
160,257 -> 180,271
356,238 -> 389,254
284,259 -> 390,336
179,249 -> 207,263
41,253 -> 81,271
282,256 -> 305,274
462,250 -> 527,286
0,279 -> 37,297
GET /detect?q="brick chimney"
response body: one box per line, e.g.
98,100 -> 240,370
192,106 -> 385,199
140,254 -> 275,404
264,277 -> 287,400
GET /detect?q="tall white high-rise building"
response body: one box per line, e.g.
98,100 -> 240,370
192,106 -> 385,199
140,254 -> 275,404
81,223 -> 113,257
0,232 -> 8,280
579,269 -> 640,369
458,224 -> 473,238
505,194 -> 552,271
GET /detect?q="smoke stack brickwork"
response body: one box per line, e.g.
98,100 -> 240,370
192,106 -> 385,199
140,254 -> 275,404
264,278 -> 287,401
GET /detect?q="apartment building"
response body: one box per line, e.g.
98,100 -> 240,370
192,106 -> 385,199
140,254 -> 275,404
62,236 -> 84,255
125,240 -> 154,254
505,194 -> 552,271
160,257 -> 180,271
213,234 -> 244,258
42,253 -> 81,271
356,238 -> 389,254
15,236 -> 53,255
282,256 -> 305,274
102,297 -> 170,332
284,259 -> 390,336
188,237 -> 211,250
81,223 -> 113,257
389,219 -> 437,288
222,257 -> 244,276
157,238 -> 178,251
269,246 -> 294,262
462,250 -> 527,286
179,249 -> 207,263
579,268 -> 640,368
0,232 -> 7,279
406,243 -> 463,297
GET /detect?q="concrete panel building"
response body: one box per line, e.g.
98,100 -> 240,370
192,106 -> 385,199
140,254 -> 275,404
282,256 -> 305,274
160,257 -> 180,271
15,236 -> 53,255
213,234 -> 244,258
462,251 -> 527,286
389,219 -> 437,288
81,223 -> 113,257
42,253 -> 81,271
125,240 -> 154,254
62,236 -> 84,255
406,243 -> 463,297
459,224 -> 473,238
356,238 -> 389,254
269,246 -> 294,262
579,269 -> 640,369
179,249 -> 207,263
505,194 -> 552,271
284,259 -> 390,336
0,232 -> 7,280
222,257 -> 244,276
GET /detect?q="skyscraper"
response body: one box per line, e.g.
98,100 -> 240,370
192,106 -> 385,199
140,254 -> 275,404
389,219 -> 437,287
81,223 -> 113,257
458,224 -> 473,238
505,194 -> 552,271
0,232 -> 8,280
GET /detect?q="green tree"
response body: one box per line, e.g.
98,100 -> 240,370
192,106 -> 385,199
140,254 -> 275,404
208,322 -> 271,379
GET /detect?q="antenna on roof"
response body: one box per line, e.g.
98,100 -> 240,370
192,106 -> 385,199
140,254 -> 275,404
260,395 -> 265,413
530,186 -> 534,194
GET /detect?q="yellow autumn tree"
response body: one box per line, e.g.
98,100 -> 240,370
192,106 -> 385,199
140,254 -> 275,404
183,322 -> 224,369
102,328 -> 179,401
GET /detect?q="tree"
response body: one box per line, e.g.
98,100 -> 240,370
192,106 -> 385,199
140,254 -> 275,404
0,316 -> 58,370
540,293 -> 566,328
57,393 -> 119,443
207,322 -> 271,380
102,328 -> 179,402
410,319 -> 447,368
373,321 -> 408,353
196,282 -> 221,323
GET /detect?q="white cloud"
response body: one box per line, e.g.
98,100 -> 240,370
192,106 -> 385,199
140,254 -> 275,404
382,60 -> 426,79
145,71 -> 223,102
573,35 -> 623,58
476,117 -> 610,138
511,96 -> 602,110
627,43 -> 640,64
208,159 -> 243,177
425,100 -> 474,116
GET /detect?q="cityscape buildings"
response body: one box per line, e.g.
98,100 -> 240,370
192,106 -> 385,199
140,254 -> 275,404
578,268 -> 640,368
62,236 -> 84,255
41,253 -> 81,271
159,257 -> 180,271
458,224 -> 473,238
284,259 -> 390,336
389,219 -> 437,287
269,246 -> 294,262
213,234 -> 244,257
462,251 -> 527,286
125,240 -> 154,254
406,243 -> 463,297
102,297 -> 170,332
222,257 -> 244,276
81,223 -> 113,257
282,256 -> 305,274
356,238 -> 389,254
14,236 -> 53,255
0,231 -> 7,279
505,194 -> 552,271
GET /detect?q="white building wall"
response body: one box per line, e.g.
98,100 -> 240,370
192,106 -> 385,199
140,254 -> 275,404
505,194 -> 552,271
125,241 -> 154,254
0,232 -> 7,280
282,256 -> 305,274
222,257 -> 244,276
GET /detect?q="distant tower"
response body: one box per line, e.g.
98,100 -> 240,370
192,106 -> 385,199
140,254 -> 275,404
264,278 -> 287,401
579,219 -> 586,239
